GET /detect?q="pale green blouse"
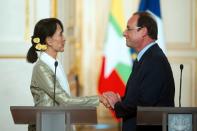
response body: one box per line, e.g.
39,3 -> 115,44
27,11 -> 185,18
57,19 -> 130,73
28,60 -> 99,131
30,60 -> 99,107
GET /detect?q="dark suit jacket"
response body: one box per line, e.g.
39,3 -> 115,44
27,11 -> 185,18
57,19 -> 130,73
114,44 -> 175,131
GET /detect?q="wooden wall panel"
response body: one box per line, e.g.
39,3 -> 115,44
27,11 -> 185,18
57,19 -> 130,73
162,0 -> 196,49
163,0 -> 197,106
169,58 -> 196,107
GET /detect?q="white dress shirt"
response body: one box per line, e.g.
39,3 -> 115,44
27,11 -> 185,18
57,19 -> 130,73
137,42 -> 156,61
40,52 -> 71,96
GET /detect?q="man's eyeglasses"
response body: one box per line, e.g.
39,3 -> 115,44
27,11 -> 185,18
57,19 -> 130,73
126,27 -> 142,32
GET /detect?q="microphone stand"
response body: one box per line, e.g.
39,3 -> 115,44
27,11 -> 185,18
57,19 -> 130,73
179,64 -> 183,107
53,61 -> 58,106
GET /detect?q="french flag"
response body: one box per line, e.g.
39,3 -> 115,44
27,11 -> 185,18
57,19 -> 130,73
138,0 -> 166,53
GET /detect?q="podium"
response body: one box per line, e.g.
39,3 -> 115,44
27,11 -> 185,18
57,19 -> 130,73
10,106 -> 97,131
137,107 -> 197,131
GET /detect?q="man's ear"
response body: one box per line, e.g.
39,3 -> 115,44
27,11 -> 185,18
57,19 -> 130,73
141,27 -> 148,37
46,37 -> 52,45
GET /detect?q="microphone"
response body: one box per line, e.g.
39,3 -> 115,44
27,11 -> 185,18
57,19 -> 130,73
53,61 -> 58,106
179,64 -> 183,107
75,75 -> 80,97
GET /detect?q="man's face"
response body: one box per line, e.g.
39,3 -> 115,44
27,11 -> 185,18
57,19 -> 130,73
123,15 -> 143,49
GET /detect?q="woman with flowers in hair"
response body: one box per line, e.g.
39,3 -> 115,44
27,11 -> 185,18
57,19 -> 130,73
26,18 -> 108,131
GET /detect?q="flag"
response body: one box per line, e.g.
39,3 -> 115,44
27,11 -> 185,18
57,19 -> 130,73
98,0 -> 132,115
138,0 -> 165,52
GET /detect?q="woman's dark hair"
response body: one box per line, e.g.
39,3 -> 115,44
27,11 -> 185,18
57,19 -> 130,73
26,18 -> 63,63
134,12 -> 158,40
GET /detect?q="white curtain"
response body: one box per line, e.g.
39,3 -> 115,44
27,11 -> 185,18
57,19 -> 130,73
81,0 -> 111,95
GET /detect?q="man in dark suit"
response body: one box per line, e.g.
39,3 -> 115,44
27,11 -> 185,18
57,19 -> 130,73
103,12 -> 175,131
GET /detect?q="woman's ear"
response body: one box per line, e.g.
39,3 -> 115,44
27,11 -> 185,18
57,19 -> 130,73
46,37 -> 52,45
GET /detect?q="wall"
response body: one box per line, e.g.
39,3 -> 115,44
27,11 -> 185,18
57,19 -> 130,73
161,0 -> 197,106
0,0 -> 196,131
0,0 -> 53,131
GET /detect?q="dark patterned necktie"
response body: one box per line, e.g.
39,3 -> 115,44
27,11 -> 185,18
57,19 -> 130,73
132,59 -> 139,71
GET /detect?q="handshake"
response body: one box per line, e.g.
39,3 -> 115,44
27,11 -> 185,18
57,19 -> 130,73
99,91 -> 121,109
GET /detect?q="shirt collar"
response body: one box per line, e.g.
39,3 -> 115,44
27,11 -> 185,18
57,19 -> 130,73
39,52 -> 71,95
137,42 -> 156,61
40,52 -> 58,72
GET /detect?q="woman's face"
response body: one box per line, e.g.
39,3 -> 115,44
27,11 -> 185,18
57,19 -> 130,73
48,24 -> 65,52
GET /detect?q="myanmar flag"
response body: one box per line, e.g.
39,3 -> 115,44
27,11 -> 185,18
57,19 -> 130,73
98,1 -> 132,102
